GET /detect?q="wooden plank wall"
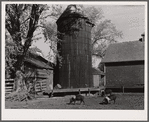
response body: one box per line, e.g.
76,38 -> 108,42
105,61 -> 144,88
5,69 -> 53,94
59,18 -> 93,88
36,69 -> 53,92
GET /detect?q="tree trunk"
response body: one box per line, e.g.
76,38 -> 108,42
13,70 -> 27,92
6,70 -> 29,102
5,4 -> 45,101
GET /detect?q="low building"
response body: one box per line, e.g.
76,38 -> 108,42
24,48 -> 54,93
92,68 -> 105,87
101,41 -> 144,89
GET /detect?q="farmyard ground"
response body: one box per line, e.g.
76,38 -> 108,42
5,93 -> 144,109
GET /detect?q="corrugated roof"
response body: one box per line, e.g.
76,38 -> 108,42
92,68 -> 105,75
101,41 -> 144,63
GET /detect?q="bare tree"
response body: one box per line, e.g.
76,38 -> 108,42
82,6 -> 123,57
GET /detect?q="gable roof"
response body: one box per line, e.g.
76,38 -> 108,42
28,47 -> 44,57
25,58 -> 53,69
24,48 -> 54,69
101,41 -> 144,63
92,68 -> 105,75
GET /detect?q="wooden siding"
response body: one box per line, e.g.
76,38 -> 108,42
56,18 -> 93,88
93,75 -> 99,87
105,61 -> 144,88
93,75 -> 104,87
5,69 -> 53,94
25,67 -> 53,92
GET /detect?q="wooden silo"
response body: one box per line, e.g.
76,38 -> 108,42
55,5 -> 94,88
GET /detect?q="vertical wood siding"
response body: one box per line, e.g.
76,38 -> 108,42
57,19 -> 93,88
105,61 -> 144,88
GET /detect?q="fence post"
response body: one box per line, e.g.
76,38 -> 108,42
122,86 -> 124,93
88,88 -> 90,96
79,89 -> 81,94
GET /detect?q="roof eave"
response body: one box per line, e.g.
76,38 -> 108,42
101,59 -> 144,63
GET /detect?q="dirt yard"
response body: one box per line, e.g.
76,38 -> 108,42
5,93 -> 144,109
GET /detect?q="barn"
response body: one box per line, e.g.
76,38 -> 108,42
24,48 -> 54,93
101,40 -> 144,90
5,48 -> 54,94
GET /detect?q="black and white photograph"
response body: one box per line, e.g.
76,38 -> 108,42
1,1 -> 148,121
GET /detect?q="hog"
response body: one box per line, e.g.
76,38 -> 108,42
101,89 -> 112,97
69,94 -> 85,105
100,94 -> 117,104
108,94 -> 116,104
105,89 -> 112,95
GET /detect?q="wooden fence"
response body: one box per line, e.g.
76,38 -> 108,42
5,79 -> 48,94
5,79 -> 14,94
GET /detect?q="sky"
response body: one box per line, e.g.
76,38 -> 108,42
32,4 -> 145,59
100,5 -> 145,42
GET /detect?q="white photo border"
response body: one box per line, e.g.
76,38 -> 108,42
1,1 -> 148,121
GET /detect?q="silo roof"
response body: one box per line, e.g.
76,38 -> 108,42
56,4 -> 93,26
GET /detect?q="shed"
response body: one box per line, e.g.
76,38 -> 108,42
24,48 -> 54,93
92,68 -> 105,87
101,41 -> 144,89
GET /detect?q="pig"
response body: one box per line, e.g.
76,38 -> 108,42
101,89 -> 112,97
105,89 -> 112,96
69,94 -> 85,105
108,94 -> 116,104
100,94 -> 117,104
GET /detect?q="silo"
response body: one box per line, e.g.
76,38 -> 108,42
55,5 -> 94,88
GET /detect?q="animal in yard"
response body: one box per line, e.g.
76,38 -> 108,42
100,94 -> 117,104
101,89 -> 112,97
68,94 -> 85,105
101,89 -> 105,97
108,94 -> 116,104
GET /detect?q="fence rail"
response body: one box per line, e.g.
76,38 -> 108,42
5,79 -> 14,94
5,79 -> 47,94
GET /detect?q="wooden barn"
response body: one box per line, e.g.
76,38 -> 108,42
101,40 -> 144,89
5,48 -> 54,94
55,5 -> 94,89
92,68 -> 105,87
24,48 -> 54,93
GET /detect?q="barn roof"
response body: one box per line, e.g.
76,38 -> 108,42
101,41 -> 144,63
92,68 -> 105,75
28,47 -> 44,57
24,48 -> 54,69
25,58 -> 53,69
